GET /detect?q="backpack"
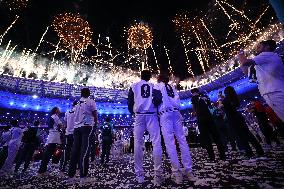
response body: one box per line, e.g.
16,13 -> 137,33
213,108 -> 224,119
102,123 -> 112,141
197,94 -> 211,110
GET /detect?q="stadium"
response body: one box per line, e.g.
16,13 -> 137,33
0,0 -> 284,188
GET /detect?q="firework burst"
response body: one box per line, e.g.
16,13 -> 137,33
127,22 -> 153,49
52,13 -> 93,52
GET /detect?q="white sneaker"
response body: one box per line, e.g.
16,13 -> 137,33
256,156 -> 267,160
186,172 -> 197,182
65,177 -> 79,185
153,176 -> 164,186
90,161 -> 96,165
172,173 -> 183,184
137,176 -> 145,184
79,177 -> 96,186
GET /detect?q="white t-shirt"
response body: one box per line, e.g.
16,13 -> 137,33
130,80 -> 156,113
64,108 -> 76,135
154,82 -> 180,113
253,52 -> 284,95
74,97 -> 97,128
46,114 -> 62,144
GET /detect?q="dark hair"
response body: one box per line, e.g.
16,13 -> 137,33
158,73 -> 169,83
34,120 -> 40,127
224,86 -> 240,107
190,88 -> 199,94
141,70 -> 151,81
81,88 -> 90,98
4,125 -> 11,131
72,100 -> 78,107
260,40 -> 277,52
10,119 -> 18,127
51,107 -> 59,115
105,117 -> 110,122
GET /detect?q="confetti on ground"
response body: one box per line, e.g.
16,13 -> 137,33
0,144 -> 283,188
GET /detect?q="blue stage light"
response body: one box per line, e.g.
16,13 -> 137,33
32,95 -> 38,99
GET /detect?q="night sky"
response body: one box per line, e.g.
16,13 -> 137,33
0,0 -> 274,80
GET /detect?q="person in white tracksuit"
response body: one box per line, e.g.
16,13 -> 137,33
0,120 -> 23,176
154,73 -> 196,184
128,70 -> 163,186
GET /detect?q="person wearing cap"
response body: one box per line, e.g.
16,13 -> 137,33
239,40 -> 284,122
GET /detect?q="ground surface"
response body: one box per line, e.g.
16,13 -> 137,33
0,144 -> 283,189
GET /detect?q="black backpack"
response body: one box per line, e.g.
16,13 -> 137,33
213,108 -> 224,119
198,94 -> 212,110
102,123 -> 112,141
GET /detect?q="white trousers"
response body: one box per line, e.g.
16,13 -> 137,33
263,91 -> 284,122
0,139 -> 21,173
160,111 -> 193,174
134,114 -> 162,177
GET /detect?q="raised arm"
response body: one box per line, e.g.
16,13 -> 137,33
238,51 -> 256,75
